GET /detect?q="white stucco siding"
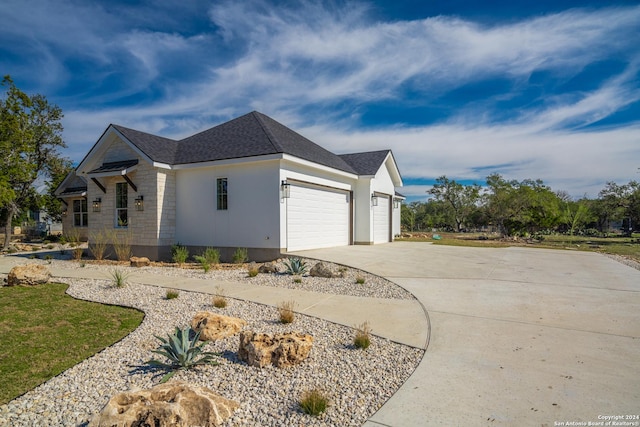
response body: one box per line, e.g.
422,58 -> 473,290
393,201 -> 402,237
175,160 -> 281,248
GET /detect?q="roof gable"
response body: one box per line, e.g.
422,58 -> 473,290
339,150 -> 391,175
112,125 -> 178,164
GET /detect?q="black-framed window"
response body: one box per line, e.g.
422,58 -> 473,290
217,178 -> 228,210
116,182 -> 128,227
73,199 -> 88,227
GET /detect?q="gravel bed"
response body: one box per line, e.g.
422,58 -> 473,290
0,267 -> 423,426
25,256 -> 415,300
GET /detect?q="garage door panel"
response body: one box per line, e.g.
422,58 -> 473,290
287,184 -> 350,251
373,195 -> 390,243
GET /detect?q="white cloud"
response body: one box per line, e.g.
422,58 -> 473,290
2,0 -> 639,199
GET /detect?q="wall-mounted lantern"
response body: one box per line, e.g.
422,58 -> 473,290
62,209 -> 68,217
135,195 -> 144,211
92,198 -> 102,212
393,198 -> 401,209
281,180 -> 291,199
371,193 -> 378,206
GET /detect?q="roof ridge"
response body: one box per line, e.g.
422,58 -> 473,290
251,111 -> 283,153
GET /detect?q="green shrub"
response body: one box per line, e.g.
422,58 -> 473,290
284,258 -> 307,275
193,255 -> 211,273
145,326 -> 219,383
353,321 -> 372,350
247,266 -> 259,277
110,268 -> 130,288
232,247 -> 248,264
172,244 -> 189,265
299,388 -> 329,416
194,247 -> 220,273
355,276 -> 365,284
203,247 -> 220,264
278,300 -> 295,324
166,289 -> 180,300
293,277 -> 302,284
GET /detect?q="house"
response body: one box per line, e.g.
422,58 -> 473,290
55,111 -> 404,261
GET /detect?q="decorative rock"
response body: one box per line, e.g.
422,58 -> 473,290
7,264 -> 51,286
130,256 -> 151,267
191,311 -> 247,341
238,331 -> 313,368
258,263 -> 278,274
89,381 -> 239,427
309,262 -> 335,278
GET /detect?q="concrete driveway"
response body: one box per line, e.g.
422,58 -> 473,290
294,243 -> 640,427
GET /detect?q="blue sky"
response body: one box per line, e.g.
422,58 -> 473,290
1,0 -> 639,201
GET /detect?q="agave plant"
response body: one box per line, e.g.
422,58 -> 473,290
145,326 -> 219,383
284,257 -> 308,275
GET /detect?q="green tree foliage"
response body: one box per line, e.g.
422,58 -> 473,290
0,76 -> 67,248
401,174 -> 639,237
428,176 -> 481,232
598,181 -> 640,235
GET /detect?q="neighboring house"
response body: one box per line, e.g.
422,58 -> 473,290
55,111 -> 403,261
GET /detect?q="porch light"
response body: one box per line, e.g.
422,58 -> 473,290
281,180 -> 291,199
62,209 -> 67,217
393,199 -> 400,209
135,195 -> 144,211
92,198 -> 102,212
371,194 -> 378,206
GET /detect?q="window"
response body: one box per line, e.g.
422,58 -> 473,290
217,178 -> 228,210
73,199 -> 88,227
116,182 -> 128,227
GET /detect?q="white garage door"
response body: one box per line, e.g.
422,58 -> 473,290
286,183 -> 351,251
373,195 -> 391,243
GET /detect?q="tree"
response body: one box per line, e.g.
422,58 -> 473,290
428,176 -> 481,232
598,181 -> 640,235
41,157 -> 74,223
0,76 -> 67,248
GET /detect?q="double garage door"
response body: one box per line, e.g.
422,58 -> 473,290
286,183 -> 351,252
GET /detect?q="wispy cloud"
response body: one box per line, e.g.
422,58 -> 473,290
1,0 -> 639,198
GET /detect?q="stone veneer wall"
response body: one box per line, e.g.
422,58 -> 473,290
60,197 -> 89,241
86,139 -> 177,260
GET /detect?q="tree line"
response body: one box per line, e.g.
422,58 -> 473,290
0,76 -> 71,248
402,175 -> 640,237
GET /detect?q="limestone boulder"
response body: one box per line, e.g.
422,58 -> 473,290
238,331 -> 313,368
89,381 -> 238,427
309,262 -> 335,278
258,263 -> 278,274
130,256 -> 151,267
6,264 -> 51,286
191,311 -> 247,341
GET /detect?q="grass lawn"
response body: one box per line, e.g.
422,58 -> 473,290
398,232 -> 640,262
0,282 -> 143,404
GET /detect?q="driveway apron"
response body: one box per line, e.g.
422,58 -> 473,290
293,243 -> 640,427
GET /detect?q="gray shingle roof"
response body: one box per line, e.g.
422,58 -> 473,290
111,112 -> 358,174
339,150 -> 391,175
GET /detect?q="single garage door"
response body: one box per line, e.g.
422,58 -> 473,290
286,183 -> 351,251
373,194 -> 391,243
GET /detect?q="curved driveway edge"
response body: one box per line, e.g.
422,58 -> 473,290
293,243 -> 640,427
